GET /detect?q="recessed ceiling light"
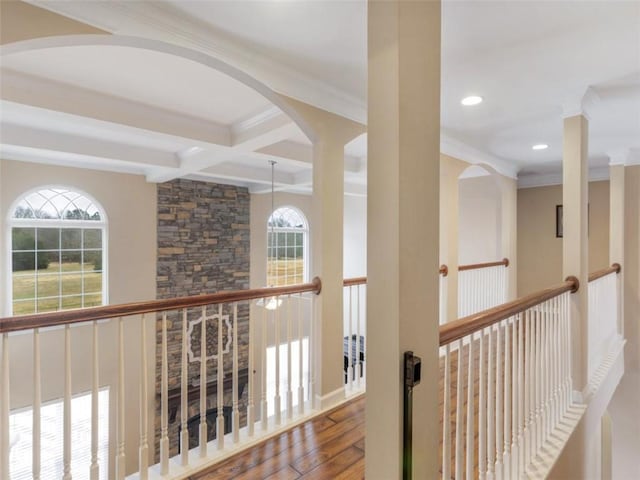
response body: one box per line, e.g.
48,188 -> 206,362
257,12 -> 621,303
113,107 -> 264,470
532,144 -> 549,150
461,95 -> 483,106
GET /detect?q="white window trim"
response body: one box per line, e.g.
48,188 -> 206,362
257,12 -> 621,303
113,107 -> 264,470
5,185 -> 109,317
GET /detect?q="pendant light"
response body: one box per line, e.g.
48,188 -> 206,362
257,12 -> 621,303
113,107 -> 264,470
259,160 -> 282,310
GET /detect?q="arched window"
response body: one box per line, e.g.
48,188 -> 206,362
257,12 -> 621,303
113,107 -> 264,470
8,187 -> 107,315
267,206 -> 308,286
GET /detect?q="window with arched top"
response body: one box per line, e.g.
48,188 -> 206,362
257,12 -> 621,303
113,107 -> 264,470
267,206 -> 308,286
8,187 -> 107,315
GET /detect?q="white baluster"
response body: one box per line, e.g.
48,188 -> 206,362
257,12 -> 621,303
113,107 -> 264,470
180,309 -> 189,465
511,314 -> 519,478
89,321 -> 100,480
466,333 -> 475,480
543,300 -> 550,442
217,304 -> 224,450
261,305 -> 268,430
517,312 -> 525,477
495,324 -> 503,479
309,293 -> 315,406
503,319 -> 511,479
487,326 -> 495,479
116,319 -> 126,479
64,325 -> 72,480
455,339 -> 464,480
360,285 -> 366,385
232,303 -> 240,443
161,312 -> 170,472
1,333 -> 9,480
286,297 -> 293,420
198,306 -> 207,458
535,308 -> 542,454
248,303 -> 255,436
520,310 -> 533,475
347,286 -> 354,389
479,330 -> 487,480
274,301 -> 281,425
443,344 -> 452,480
33,328 -> 41,480
297,294 -> 305,414
138,314 -> 149,478
356,285 -> 362,389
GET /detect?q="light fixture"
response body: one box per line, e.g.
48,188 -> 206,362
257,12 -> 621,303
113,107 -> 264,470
532,144 -> 549,150
258,160 -> 282,310
461,95 -> 483,106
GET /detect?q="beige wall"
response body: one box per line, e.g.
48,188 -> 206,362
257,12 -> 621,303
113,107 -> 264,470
517,180 -> 610,295
458,174 -> 502,265
1,159 -> 157,474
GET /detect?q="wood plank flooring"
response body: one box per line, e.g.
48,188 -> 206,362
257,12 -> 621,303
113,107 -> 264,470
192,336 -> 506,480
190,395 -> 366,480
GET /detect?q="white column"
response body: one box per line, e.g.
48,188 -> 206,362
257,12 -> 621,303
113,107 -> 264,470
609,158 -> 625,337
277,96 -> 365,410
311,136 -> 346,408
367,1 -> 441,478
562,110 -> 590,395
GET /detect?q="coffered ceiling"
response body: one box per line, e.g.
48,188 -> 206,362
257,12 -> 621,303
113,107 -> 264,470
1,0 -> 639,191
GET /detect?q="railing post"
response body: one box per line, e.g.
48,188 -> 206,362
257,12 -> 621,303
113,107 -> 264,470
609,162 -> 625,338
562,106 -> 590,397
367,1 -> 441,477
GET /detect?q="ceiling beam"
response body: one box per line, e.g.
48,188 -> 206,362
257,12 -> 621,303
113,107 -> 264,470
1,69 -> 232,146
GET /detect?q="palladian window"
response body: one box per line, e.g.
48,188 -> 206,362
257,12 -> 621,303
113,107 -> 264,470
9,187 -> 107,315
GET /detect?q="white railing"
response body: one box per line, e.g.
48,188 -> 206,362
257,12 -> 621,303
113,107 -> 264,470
0,280 -> 320,479
587,264 -> 622,380
343,278 -> 367,395
439,278 -> 576,479
457,259 -> 509,318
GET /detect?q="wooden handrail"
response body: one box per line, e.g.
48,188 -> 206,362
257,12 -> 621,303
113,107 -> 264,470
343,276 -> 367,287
439,276 -> 578,346
458,258 -> 509,272
0,277 -> 322,334
439,265 -> 449,277
588,263 -> 621,283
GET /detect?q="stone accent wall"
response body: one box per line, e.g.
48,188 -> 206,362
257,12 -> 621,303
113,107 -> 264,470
155,179 -> 250,457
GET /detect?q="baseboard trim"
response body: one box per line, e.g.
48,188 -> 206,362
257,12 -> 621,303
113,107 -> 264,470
314,386 -> 346,411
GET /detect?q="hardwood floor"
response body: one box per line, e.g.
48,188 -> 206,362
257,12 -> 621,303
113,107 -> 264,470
190,395 -> 366,480
192,338 -> 500,480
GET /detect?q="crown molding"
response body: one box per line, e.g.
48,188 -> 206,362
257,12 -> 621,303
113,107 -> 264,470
25,0 -> 367,123
562,86 -> 600,120
440,134 -> 520,179
517,166 -> 610,189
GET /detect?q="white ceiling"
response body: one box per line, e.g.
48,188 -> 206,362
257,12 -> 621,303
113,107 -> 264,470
1,0 -> 639,191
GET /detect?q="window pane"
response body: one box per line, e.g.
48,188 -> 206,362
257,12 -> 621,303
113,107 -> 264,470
62,295 -> 83,310
83,272 -> 102,294
83,251 -> 102,272
13,300 -> 35,315
83,229 -> 102,249
61,229 -> 81,249
61,273 -> 82,296
38,228 -> 60,250
84,294 -> 102,308
12,274 -> 34,300
37,297 -> 60,313
12,252 -> 36,272
37,273 -> 60,299
61,251 -> 82,271
12,227 -> 36,250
